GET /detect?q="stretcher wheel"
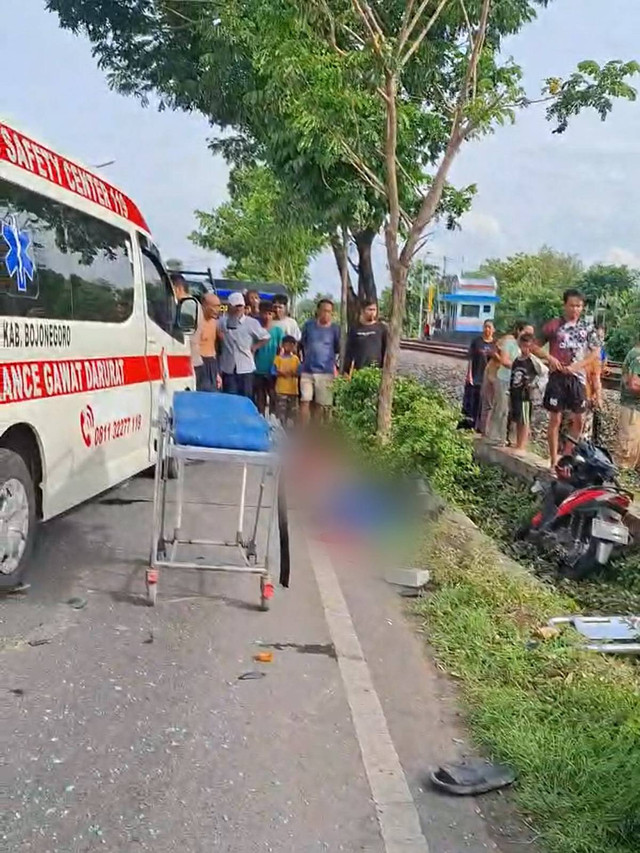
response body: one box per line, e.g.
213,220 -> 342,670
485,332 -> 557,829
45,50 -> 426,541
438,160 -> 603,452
165,456 -> 179,480
146,568 -> 158,607
260,575 -> 274,612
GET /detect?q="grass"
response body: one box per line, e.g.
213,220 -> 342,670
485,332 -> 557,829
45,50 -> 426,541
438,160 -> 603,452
414,514 -> 640,853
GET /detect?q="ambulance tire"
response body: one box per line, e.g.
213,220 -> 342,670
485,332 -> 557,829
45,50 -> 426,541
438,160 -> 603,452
0,449 -> 37,590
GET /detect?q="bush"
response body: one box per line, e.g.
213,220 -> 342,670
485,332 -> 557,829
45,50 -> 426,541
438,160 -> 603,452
333,368 -> 480,501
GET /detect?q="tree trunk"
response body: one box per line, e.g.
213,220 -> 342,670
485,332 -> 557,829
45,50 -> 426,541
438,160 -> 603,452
338,226 -> 350,366
378,120 -> 466,440
353,228 -> 377,305
377,71 -> 403,441
377,227 -> 408,438
374,0 -> 490,441
331,231 -> 357,365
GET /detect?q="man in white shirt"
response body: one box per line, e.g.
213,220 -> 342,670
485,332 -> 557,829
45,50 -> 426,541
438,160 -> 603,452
272,294 -> 301,341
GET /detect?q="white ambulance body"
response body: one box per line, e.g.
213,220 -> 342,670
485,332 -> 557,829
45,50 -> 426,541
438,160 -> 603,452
0,120 -> 195,587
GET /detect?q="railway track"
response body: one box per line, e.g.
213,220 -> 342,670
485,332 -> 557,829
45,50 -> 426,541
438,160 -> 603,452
400,337 -> 622,390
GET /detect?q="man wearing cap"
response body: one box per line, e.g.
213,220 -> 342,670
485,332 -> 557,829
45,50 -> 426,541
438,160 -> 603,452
217,291 -> 270,397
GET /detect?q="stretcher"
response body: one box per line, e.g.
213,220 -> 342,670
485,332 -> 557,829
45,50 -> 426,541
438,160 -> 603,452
147,386 -> 289,609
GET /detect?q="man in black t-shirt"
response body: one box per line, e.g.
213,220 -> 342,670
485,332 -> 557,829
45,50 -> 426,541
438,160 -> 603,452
343,301 -> 388,374
461,319 -> 495,429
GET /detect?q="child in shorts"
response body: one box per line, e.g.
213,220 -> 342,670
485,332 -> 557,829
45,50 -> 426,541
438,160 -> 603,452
272,335 -> 301,428
509,333 -> 538,451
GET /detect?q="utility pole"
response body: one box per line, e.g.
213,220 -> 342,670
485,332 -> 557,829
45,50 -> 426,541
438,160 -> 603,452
418,262 -> 426,339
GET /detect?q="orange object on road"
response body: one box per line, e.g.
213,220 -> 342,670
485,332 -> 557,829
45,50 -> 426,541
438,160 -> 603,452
254,651 -> 274,663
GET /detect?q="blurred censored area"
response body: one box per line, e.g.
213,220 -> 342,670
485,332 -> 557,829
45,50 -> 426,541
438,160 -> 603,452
286,427 -> 432,569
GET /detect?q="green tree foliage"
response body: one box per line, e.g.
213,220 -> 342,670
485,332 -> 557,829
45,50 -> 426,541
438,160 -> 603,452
483,249 -> 640,359
190,165 -> 324,297
580,264 -> 638,304
226,0 -> 637,435
48,0 -> 639,436
580,264 -> 639,360
45,0 -> 385,303
482,248 -> 584,332
46,0 -> 480,311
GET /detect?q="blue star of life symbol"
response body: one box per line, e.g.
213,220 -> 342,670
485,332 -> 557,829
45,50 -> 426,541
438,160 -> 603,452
2,215 -> 35,293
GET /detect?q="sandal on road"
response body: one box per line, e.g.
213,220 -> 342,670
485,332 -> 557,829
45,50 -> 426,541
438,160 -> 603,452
430,758 -> 516,796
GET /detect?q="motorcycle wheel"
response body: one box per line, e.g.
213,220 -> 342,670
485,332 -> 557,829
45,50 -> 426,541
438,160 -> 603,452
560,540 -> 598,581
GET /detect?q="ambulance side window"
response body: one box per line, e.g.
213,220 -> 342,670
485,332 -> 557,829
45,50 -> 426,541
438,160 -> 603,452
0,177 -> 134,323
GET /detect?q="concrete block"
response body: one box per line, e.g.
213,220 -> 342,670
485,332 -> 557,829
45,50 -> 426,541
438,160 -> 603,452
385,567 -> 431,588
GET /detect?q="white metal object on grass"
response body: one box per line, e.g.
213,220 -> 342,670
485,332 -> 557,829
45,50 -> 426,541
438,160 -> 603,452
549,615 -> 640,654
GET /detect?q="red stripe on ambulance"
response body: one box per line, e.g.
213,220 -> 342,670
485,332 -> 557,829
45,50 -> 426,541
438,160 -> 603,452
165,354 -> 193,380
0,355 -> 193,404
0,122 -> 149,231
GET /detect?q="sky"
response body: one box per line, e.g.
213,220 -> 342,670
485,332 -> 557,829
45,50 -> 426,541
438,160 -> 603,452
3,0 -> 640,298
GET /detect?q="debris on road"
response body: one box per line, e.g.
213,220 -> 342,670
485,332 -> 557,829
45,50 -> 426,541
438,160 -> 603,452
254,651 -> 274,663
430,758 -> 516,796
66,597 -> 87,610
0,583 -> 31,596
238,671 -> 266,681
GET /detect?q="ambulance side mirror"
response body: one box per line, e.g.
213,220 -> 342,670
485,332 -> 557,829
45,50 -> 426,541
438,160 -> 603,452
176,296 -> 198,334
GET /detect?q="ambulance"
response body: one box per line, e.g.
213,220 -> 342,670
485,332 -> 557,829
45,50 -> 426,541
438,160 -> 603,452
0,120 -> 198,588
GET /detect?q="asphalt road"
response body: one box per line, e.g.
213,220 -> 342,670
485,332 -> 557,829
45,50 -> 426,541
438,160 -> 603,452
1,461 -> 522,853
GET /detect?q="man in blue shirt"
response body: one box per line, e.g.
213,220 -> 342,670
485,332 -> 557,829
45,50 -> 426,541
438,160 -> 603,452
300,298 -> 341,425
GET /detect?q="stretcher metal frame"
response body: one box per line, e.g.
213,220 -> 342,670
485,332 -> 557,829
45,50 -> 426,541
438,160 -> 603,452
147,389 -> 282,610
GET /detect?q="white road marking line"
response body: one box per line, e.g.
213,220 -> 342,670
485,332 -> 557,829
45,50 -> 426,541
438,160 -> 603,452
307,538 -> 430,853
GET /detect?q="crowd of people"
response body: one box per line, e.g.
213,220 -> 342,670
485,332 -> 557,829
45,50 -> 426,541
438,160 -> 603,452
172,273 -> 640,475
170,272 -> 388,429
459,287 -> 640,473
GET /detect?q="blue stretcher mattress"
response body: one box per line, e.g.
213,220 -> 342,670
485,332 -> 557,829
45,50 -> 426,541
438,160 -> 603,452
173,392 -> 271,452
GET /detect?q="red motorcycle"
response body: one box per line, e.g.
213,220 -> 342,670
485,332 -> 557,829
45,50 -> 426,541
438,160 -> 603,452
519,434 -> 633,579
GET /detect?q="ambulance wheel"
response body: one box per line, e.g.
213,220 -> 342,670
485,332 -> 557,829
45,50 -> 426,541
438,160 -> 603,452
0,449 -> 37,590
